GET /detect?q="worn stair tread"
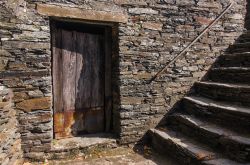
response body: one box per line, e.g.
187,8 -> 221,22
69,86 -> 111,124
170,114 -> 250,146
195,81 -> 250,106
203,158 -> 250,165
211,67 -> 250,71
217,53 -> 250,67
150,128 -> 217,161
150,128 -> 245,165
209,67 -> 250,83
231,42 -> 250,46
229,43 -> 250,49
184,96 -> 250,115
219,52 -> 250,62
210,67 -> 250,78
196,81 -> 250,89
223,52 -> 250,56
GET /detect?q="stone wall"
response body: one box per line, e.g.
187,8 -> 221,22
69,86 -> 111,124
0,85 -> 22,165
117,0 -> 246,143
0,0 -> 53,160
0,0 -> 247,160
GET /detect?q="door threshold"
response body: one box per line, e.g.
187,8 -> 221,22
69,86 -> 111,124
51,133 -> 117,152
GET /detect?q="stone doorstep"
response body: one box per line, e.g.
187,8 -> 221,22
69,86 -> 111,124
23,134 -> 117,161
50,133 -> 117,153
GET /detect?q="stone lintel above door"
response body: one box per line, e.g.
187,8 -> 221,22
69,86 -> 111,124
36,3 -> 128,23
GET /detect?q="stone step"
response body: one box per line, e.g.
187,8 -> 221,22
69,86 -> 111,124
217,52 -> 250,67
148,128 -> 216,164
182,96 -> 250,134
203,159 -> 250,165
228,42 -> 250,54
208,67 -> 250,83
194,81 -> 250,106
167,114 -> 250,162
235,33 -> 250,43
148,128 -> 243,165
236,38 -> 250,44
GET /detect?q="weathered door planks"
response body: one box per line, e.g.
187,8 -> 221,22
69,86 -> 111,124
52,25 -> 64,135
75,32 -> 105,134
104,28 -> 112,132
52,21 -> 112,139
62,30 -> 76,113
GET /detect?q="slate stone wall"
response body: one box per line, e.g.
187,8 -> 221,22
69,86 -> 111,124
0,0 -> 53,160
0,0 -> 246,160
0,85 -> 23,165
117,0 -> 246,144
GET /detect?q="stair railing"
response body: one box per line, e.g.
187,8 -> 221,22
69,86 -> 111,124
149,2 -> 234,83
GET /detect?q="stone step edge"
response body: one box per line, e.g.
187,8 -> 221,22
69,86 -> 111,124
149,128 -> 243,165
169,114 -> 250,147
229,42 -> 250,47
149,128 -> 217,162
223,52 -> 250,56
183,96 -> 250,115
211,67 -> 250,71
195,81 -> 250,90
202,158 -> 248,165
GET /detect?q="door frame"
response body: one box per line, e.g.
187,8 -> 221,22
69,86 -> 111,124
50,19 -> 113,138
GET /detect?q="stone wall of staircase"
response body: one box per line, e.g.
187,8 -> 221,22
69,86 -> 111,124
0,85 -> 23,165
117,0 -> 246,144
148,30 -> 250,164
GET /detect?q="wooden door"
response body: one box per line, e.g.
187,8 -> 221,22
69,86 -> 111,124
52,21 -> 111,139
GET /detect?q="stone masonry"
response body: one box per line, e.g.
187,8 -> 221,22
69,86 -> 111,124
148,26 -> 250,165
0,0 -> 247,160
0,85 -> 22,165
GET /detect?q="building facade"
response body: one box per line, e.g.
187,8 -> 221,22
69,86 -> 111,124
0,0 -> 247,161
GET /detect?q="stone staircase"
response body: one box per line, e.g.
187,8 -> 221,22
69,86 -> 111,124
148,41 -> 250,164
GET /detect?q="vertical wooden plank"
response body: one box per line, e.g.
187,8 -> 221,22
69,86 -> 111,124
61,29 -> 77,137
89,33 -> 104,108
89,33 -> 105,133
52,24 -> 63,113
105,27 -> 112,132
75,31 -> 87,134
76,32 -> 105,133
52,22 -> 65,137
75,31 -> 84,111
61,29 -> 76,112
75,33 -> 105,109
75,32 -> 92,109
